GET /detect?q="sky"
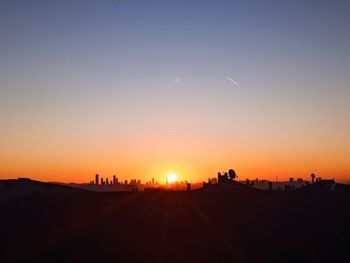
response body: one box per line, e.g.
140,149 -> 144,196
0,0 -> 350,183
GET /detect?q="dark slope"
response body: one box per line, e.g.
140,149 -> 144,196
0,178 -> 87,201
0,182 -> 349,263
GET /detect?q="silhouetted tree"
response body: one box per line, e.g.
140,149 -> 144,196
228,169 -> 236,180
311,173 -> 315,183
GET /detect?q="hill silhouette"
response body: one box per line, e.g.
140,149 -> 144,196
0,180 -> 349,262
0,178 -> 87,201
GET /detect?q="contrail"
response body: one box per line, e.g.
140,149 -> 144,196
226,76 -> 240,86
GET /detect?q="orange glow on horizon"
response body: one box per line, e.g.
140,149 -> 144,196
0,113 -> 349,184
0,149 -> 349,184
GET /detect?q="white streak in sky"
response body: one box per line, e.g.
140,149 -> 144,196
226,76 -> 240,87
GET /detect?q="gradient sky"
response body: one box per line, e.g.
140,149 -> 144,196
1,0 -> 350,183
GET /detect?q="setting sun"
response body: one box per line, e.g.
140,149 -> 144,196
166,173 -> 177,184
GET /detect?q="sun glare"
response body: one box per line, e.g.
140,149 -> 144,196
166,173 -> 177,184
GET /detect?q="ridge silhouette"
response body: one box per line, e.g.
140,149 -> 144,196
1,176 -> 349,262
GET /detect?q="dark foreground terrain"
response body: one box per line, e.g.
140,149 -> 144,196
1,181 -> 350,263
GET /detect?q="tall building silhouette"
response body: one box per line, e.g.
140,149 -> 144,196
95,174 -> 99,185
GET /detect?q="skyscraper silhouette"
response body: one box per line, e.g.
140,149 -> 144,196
95,174 -> 99,185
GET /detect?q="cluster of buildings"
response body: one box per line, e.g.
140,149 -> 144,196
76,169 -> 329,192
243,174 -> 325,190
87,174 -> 120,186
244,177 -> 306,190
83,174 -> 152,191
202,169 -> 327,191
87,174 -> 163,188
81,174 -> 203,192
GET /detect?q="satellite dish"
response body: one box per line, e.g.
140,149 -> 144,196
228,169 -> 236,180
